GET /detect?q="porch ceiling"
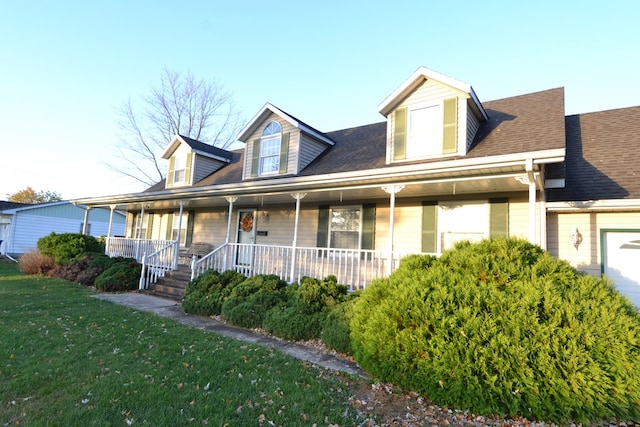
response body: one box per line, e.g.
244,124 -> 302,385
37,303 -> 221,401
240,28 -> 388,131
107,168 -> 531,211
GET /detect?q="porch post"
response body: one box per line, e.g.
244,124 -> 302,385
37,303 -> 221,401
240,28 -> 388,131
107,205 -> 115,237
173,201 -> 184,269
136,204 -> 145,261
525,159 -> 537,244
224,196 -> 238,272
290,192 -> 307,282
382,185 -> 405,275
82,206 -> 91,235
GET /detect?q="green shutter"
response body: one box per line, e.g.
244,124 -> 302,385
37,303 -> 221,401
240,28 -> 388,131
489,198 -> 509,237
421,202 -> 438,253
185,152 -> 193,184
443,97 -> 458,154
361,204 -> 376,250
165,212 -> 174,240
316,205 -> 330,248
185,211 -> 195,247
251,139 -> 261,177
393,108 -> 407,160
167,157 -> 175,186
279,133 -> 289,174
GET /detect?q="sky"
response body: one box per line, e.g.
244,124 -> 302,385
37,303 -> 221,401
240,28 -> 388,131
1,1 -> 639,200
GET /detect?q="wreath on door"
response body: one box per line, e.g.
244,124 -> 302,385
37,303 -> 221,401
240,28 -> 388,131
241,213 -> 254,232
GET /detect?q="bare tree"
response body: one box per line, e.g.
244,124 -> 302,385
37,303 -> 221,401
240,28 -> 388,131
108,69 -> 244,187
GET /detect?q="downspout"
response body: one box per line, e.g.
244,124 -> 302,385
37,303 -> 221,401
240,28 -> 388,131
290,193 -> 306,282
82,206 -> 91,235
538,165 -> 547,250
107,205 -> 115,237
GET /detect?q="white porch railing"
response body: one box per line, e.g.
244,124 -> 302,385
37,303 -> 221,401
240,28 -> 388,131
193,243 -> 411,291
105,237 -> 177,263
138,240 -> 180,290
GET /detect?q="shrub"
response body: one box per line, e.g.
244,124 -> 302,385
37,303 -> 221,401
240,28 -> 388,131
321,295 -> 358,355
18,250 -> 55,275
182,270 -> 246,316
221,275 -> 288,329
263,276 -> 349,342
350,237 -> 640,423
37,232 -> 104,266
94,261 -> 141,292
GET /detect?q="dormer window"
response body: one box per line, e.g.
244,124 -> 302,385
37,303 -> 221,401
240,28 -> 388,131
249,120 -> 290,178
394,97 -> 458,161
259,121 -> 282,175
173,154 -> 187,183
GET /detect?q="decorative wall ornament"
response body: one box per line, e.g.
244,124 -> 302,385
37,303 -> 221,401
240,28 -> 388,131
570,227 -> 583,250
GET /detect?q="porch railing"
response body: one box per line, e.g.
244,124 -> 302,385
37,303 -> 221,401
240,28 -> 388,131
105,237 -> 176,263
193,243 -> 412,291
138,240 -> 180,290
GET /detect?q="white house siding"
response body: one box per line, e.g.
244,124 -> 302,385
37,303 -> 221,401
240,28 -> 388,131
547,211 -> 640,277
243,113 -> 299,180
298,134 -> 328,171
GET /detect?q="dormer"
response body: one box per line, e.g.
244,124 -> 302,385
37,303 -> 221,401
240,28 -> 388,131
161,134 -> 234,189
378,67 -> 488,163
237,103 -> 335,180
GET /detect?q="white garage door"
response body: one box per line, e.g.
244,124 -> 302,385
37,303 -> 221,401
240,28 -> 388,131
603,231 -> 640,307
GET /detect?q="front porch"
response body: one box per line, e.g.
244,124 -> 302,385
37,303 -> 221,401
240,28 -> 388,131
106,237 -> 413,293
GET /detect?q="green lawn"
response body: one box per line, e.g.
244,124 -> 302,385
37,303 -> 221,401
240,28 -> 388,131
0,260 -> 362,426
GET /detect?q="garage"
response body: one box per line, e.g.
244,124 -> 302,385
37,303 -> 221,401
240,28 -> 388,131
602,230 -> 640,307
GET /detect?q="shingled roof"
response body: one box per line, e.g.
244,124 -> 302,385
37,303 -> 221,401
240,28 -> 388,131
547,106 -> 640,202
148,88 -> 566,191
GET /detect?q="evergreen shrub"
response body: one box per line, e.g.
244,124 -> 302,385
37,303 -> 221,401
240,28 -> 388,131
321,295 -> 358,355
182,270 -> 246,316
37,232 -> 104,265
94,260 -> 141,292
350,237 -> 640,423
221,274 -> 288,329
263,276 -> 348,342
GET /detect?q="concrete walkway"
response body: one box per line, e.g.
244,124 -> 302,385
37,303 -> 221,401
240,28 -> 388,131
92,292 -> 366,378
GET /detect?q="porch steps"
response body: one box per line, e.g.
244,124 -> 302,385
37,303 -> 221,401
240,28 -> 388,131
151,266 -> 192,301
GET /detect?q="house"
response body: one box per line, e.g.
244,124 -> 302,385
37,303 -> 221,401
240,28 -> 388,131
72,67 -> 640,305
0,201 -> 126,258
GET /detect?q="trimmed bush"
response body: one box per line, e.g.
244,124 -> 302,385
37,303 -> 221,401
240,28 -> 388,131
37,232 -> 104,266
264,276 -> 349,342
350,237 -> 640,423
94,261 -> 141,292
18,250 -> 55,275
321,295 -> 358,355
182,270 -> 246,316
221,275 -> 288,329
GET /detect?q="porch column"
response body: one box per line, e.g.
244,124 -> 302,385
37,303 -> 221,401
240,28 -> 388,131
82,206 -> 91,235
382,185 -> 405,275
526,159 -> 537,244
224,196 -> 238,244
290,192 -> 307,282
107,205 -> 116,237
223,196 -> 238,272
136,204 -> 145,261
173,201 -> 185,268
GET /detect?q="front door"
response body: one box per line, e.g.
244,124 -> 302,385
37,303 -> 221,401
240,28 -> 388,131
236,210 -> 256,267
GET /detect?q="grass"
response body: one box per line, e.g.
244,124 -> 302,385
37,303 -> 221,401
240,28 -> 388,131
0,259 -> 362,426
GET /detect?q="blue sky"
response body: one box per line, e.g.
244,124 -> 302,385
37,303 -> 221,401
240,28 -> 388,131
1,1 -> 638,200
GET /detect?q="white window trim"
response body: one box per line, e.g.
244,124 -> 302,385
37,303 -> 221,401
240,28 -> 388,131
437,201 -> 488,253
328,205 -> 363,250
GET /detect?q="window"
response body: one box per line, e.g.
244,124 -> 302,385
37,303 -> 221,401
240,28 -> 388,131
259,121 -> 281,175
329,207 -> 361,249
132,213 -> 150,239
171,212 -> 188,246
393,97 -> 458,161
173,154 -> 186,183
